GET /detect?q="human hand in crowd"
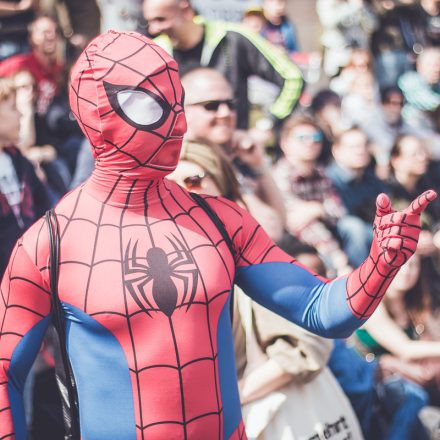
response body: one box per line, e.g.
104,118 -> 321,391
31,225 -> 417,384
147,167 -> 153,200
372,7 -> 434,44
287,201 -> 326,232
348,0 -> 364,8
26,145 -> 57,165
26,145 -> 57,183
320,105 -> 347,138
14,0 -> 36,11
329,248 -> 352,277
243,193 -> 284,242
416,230 -> 437,256
370,141 -> 390,180
375,163 -> 390,181
379,354 -> 436,385
15,83 -> 35,117
373,191 -> 437,268
69,34 -> 89,51
378,1 -> 397,12
249,126 -> 274,148
232,129 -> 266,172
433,229 -> 440,250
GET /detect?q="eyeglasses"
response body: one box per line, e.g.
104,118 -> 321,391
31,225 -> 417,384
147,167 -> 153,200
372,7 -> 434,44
187,99 -> 237,112
292,132 -> 323,143
384,100 -> 404,107
182,172 -> 207,190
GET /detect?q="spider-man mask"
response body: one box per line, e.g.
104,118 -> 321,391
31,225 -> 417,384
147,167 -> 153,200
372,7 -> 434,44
69,31 -> 187,179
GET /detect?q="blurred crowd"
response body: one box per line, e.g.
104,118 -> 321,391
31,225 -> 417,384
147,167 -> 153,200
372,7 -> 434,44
2,0 -> 440,439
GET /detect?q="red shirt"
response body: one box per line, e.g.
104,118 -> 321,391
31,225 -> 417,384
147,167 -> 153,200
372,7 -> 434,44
0,52 -> 63,114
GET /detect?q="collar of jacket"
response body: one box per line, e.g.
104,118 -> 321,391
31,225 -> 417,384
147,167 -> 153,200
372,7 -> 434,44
153,17 -> 230,66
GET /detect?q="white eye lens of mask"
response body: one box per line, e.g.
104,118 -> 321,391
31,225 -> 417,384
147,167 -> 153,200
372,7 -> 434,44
116,90 -> 164,126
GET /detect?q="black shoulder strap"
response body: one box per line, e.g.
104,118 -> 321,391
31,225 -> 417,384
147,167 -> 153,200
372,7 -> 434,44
45,209 -> 81,440
190,193 -> 235,321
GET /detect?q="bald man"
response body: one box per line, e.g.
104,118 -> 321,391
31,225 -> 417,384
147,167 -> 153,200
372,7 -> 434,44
143,0 -> 303,129
182,67 -> 286,231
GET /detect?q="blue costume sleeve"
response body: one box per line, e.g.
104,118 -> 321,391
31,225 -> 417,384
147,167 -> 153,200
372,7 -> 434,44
227,202 -> 366,339
236,262 -> 362,339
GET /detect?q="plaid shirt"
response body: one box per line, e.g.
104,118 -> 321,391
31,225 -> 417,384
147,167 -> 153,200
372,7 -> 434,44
274,158 -> 346,224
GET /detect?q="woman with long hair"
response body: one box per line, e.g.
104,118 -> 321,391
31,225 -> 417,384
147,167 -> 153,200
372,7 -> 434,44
388,134 -> 440,257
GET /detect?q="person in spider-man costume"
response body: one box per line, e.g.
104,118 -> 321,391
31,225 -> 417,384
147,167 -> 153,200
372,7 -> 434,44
0,30 -> 437,440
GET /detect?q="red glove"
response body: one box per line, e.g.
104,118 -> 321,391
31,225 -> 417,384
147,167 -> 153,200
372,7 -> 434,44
346,190 -> 437,319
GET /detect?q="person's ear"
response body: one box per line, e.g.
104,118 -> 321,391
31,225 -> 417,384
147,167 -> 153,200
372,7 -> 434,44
180,1 -> 192,16
331,143 -> 339,160
389,155 -> 398,170
279,134 -> 288,154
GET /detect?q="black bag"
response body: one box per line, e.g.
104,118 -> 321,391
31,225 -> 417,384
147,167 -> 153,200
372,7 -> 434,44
45,209 -> 81,440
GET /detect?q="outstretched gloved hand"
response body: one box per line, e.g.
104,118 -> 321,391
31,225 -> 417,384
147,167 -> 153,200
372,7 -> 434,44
374,190 -> 437,267
346,190 -> 437,319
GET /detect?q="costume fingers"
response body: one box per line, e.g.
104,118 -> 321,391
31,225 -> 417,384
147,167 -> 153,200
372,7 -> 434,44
375,193 -> 394,218
379,235 -> 417,251
378,221 -> 421,244
381,247 -> 409,267
377,214 -> 422,230
403,190 -> 437,215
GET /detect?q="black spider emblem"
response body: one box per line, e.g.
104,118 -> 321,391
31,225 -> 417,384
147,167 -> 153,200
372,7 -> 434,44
123,235 -> 199,317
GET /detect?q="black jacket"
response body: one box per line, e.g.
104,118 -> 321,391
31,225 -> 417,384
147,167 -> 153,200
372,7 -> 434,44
0,147 -> 51,277
154,20 -> 304,128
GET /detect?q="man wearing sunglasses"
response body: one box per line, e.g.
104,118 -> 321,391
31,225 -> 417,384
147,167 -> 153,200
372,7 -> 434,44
143,0 -> 303,129
182,67 -> 287,234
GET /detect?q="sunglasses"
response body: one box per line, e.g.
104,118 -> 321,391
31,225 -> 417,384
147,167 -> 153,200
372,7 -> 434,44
293,132 -> 323,143
182,172 -> 207,190
187,99 -> 237,111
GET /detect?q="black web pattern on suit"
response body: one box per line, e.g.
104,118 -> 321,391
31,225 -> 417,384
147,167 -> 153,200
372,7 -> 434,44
32,179 -> 255,438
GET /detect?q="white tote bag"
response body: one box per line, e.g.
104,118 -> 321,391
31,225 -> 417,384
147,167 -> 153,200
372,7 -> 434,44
238,292 -> 364,440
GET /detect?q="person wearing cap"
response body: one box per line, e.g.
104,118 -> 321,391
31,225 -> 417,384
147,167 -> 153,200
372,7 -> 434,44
242,6 -> 266,35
